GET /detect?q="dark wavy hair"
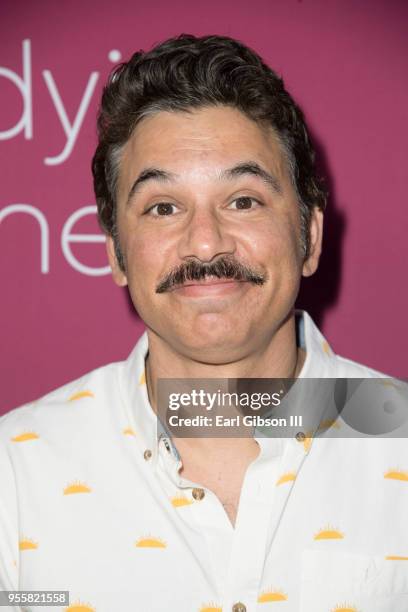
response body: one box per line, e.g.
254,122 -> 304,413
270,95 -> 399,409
92,34 -> 327,270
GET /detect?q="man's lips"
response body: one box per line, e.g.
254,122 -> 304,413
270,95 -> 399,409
169,277 -> 249,297
175,277 -> 244,287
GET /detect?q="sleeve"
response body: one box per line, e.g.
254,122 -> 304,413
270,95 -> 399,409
0,432 -> 21,610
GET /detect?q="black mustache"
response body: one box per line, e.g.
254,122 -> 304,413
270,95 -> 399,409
156,256 -> 267,293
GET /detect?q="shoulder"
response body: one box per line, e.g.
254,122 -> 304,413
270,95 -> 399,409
333,354 -> 390,378
0,360 -> 125,443
298,310 -> 395,379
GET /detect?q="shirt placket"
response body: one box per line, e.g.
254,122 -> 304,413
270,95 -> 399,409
158,440 -> 235,598
222,437 -> 310,612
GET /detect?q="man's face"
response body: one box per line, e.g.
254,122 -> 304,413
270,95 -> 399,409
108,106 -> 322,362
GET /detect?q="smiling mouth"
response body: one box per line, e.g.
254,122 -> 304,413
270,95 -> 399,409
170,277 -> 249,297
175,277 -> 246,288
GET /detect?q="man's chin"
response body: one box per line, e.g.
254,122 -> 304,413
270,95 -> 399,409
169,324 -> 250,362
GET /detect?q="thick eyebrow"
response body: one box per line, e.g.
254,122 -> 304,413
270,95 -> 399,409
126,168 -> 176,206
126,160 -> 282,206
221,161 -> 283,196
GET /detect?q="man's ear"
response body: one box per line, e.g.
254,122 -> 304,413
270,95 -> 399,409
302,207 -> 324,277
106,235 -> 128,287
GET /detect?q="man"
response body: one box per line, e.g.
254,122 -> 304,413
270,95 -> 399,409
1,34 -> 407,612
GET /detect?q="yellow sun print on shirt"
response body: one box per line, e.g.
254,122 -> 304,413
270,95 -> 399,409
384,469 -> 408,482
63,481 -> 92,495
331,605 -> 359,612
318,418 -> 341,431
314,525 -> 344,540
171,495 -> 194,507
11,431 -> 39,442
276,472 -> 297,486
19,537 -> 38,550
64,601 -> 95,612
135,536 -> 166,548
139,370 -> 146,386
199,604 -> 222,612
123,427 -> 136,436
258,589 -> 288,602
380,379 -> 401,390
386,555 -> 408,560
322,340 -> 332,355
68,390 -> 94,402
299,430 -> 314,452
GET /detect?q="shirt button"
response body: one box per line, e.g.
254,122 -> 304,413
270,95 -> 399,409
232,603 -> 246,612
295,431 -> 306,442
192,488 -> 205,500
143,449 -> 152,460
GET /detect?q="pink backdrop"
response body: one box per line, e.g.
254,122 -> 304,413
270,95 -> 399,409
1,0 -> 407,415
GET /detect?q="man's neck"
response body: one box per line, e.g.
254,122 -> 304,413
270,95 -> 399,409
144,310 -> 305,416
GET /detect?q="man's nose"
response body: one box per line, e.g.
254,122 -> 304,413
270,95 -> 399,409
177,207 -> 236,262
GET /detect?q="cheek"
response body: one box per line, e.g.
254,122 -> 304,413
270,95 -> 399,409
122,229 -> 176,315
126,239 -> 157,286
120,210 -> 175,275
245,219 -> 302,269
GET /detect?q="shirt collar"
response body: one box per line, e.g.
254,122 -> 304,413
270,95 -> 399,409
118,331 -> 166,466
296,309 -> 336,378
119,309 -> 337,463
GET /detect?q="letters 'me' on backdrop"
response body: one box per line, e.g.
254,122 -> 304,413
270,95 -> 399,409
0,0 -> 407,414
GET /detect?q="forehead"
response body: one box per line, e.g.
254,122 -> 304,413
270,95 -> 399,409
117,106 -> 290,196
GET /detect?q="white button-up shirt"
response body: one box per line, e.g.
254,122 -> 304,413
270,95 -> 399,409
1,310 -> 407,612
